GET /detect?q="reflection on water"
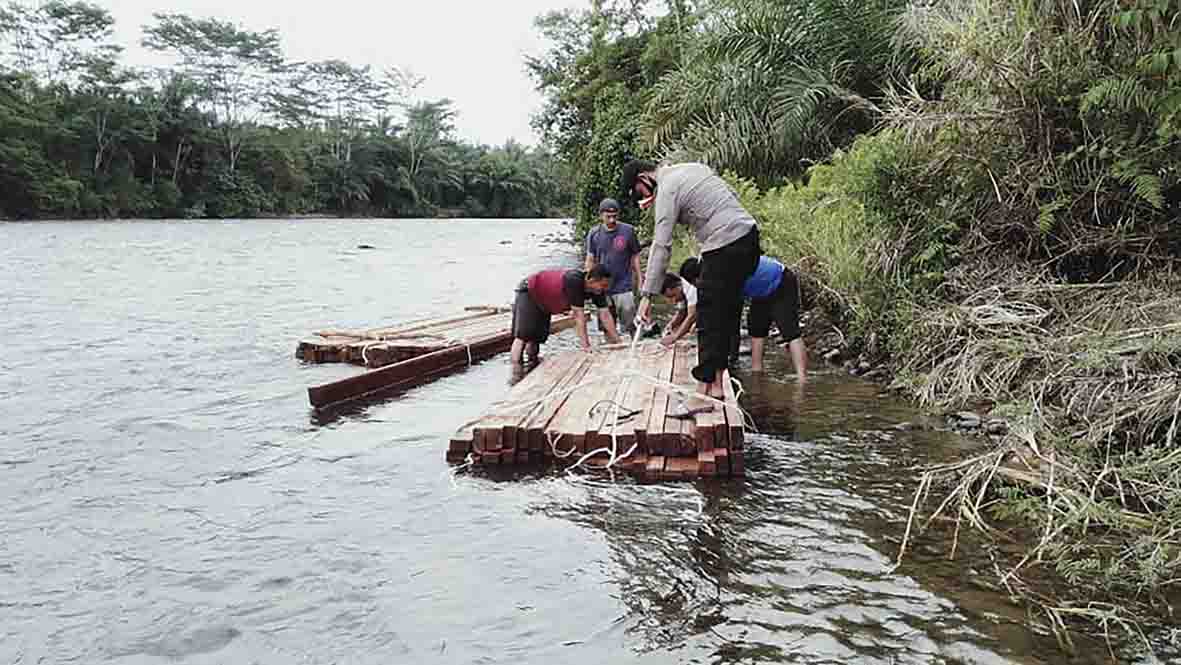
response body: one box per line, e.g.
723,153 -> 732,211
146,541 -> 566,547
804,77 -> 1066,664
0,218 -> 1159,664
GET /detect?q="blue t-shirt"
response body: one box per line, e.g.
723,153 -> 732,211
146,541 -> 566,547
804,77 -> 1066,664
586,222 -> 641,295
743,256 -> 784,299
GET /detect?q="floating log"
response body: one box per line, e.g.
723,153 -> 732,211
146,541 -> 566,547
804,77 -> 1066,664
304,306 -> 573,408
448,342 -> 746,479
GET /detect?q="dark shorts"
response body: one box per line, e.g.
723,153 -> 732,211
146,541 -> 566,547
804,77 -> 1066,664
747,268 -> 801,342
511,281 -> 552,343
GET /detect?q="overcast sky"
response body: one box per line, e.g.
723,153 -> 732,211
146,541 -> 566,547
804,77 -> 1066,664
101,0 -> 586,147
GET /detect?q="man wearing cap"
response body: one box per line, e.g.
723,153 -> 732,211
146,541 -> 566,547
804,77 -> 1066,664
584,198 -> 642,333
622,160 -> 761,399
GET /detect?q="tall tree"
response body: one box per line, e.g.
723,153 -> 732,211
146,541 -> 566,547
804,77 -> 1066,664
142,13 -> 285,173
402,99 -> 456,205
294,59 -> 389,163
0,1 -> 119,86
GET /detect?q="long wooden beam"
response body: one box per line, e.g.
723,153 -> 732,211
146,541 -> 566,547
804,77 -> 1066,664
306,314 -> 574,409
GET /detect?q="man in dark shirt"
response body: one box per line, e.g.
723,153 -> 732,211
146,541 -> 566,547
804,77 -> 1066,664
585,198 -> 642,332
510,265 -> 621,364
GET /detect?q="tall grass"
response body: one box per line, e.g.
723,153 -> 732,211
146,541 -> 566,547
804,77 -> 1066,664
726,0 -> 1181,645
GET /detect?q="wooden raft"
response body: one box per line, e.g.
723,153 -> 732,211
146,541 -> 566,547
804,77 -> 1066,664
297,306 -> 515,368
447,341 -> 746,480
302,307 -> 574,409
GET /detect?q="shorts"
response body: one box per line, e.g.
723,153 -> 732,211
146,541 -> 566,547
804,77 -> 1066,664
747,268 -> 801,343
511,281 -> 552,343
606,291 -> 636,331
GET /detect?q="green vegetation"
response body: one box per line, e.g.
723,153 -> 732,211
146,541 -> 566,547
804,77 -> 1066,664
532,0 -> 1181,648
0,1 -> 572,219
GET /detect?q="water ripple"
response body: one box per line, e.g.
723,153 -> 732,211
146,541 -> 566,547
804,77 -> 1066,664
0,219 -> 1151,665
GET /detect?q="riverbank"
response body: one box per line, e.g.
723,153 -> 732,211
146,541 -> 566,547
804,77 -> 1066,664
722,140 -> 1181,651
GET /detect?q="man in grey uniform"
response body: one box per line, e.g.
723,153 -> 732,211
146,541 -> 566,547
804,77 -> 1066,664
623,160 -> 761,399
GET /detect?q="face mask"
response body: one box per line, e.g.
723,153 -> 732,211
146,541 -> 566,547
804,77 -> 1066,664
636,174 -> 657,210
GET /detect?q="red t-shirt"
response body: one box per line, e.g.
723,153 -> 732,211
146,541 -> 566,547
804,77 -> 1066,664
526,269 -> 607,314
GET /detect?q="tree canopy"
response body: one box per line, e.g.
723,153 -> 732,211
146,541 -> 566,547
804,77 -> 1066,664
0,1 -> 572,219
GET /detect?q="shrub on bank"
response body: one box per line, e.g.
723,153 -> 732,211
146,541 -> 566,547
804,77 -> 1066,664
733,0 -> 1181,640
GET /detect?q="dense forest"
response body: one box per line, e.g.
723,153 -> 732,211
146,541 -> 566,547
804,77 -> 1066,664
0,1 -> 573,220
529,0 -> 1181,645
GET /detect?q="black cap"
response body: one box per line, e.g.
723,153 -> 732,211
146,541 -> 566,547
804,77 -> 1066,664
598,198 -> 621,213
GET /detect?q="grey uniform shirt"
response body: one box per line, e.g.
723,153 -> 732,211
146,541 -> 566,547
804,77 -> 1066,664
640,163 -> 757,295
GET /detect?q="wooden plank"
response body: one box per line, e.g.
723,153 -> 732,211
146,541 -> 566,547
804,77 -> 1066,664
545,351 -> 613,455
470,352 -> 582,454
714,446 -> 730,477
645,455 -> 665,481
320,307 -> 502,340
308,327 -> 511,408
731,449 -> 745,476
643,347 -> 677,456
586,347 -> 652,459
664,456 -> 699,481
697,448 -> 716,477
721,368 -> 744,452
664,343 -> 698,457
523,354 -> 593,456
302,308 -> 508,365
627,349 -> 662,452
694,351 -> 727,457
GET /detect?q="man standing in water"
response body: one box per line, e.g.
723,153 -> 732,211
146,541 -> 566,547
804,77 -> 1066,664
509,266 -> 620,365
585,198 -> 642,333
681,256 -> 807,383
623,160 -> 761,398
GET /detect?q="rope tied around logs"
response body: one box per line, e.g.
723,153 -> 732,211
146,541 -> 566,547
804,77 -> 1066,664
453,330 -> 757,476
361,337 -> 474,368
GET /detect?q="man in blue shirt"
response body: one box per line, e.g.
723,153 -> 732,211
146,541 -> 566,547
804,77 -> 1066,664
681,256 -> 807,384
585,198 -> 642,333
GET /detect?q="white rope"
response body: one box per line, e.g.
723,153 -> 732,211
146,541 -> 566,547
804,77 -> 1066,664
360,338 -> 474,367
444,452 -> 477,490
452,351 -> 756,449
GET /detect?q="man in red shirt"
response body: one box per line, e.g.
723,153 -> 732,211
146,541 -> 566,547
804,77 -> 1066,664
510,265 -> 621,364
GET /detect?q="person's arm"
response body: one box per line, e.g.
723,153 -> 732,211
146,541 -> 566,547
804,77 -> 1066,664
597,308 -> 620,344
665,309 -> 686,334
572,307 -> 592,350
637,192 -> 677,324
584,230 -> 596,272
640,193 -> 676,295
663,304 -> 697,346
631,252 -> 642,295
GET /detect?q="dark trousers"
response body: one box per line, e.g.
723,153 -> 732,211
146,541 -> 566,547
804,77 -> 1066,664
695,226 -> 761,383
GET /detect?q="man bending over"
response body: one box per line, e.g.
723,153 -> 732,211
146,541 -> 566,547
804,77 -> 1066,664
658,273 -> 698,347
681,256 -> 807,383
510,266 -> 620,364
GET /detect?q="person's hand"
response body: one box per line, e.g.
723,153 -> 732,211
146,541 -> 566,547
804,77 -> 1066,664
636,296 -> 652,327
582,344 -> 595,354
660,334 -> 676,348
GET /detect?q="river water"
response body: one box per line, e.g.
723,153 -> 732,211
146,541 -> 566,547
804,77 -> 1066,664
0,218 -> 1147,664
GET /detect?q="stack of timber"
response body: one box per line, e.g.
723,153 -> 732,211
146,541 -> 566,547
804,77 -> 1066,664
297,306 -> 516,367
447,341 -> 746,480
300,306 -> 573,409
